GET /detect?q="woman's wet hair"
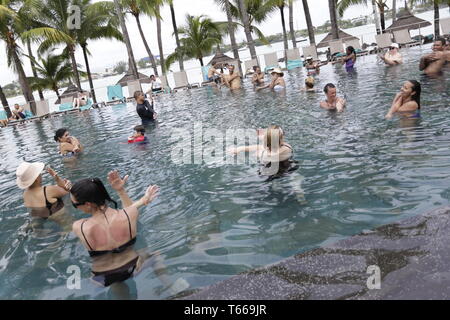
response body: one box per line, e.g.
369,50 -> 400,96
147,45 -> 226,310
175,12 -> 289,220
408,80 -> 421,109
133,90 -> 144,100
134,125 -> 145,135
265,126 -> 284,151
253,66 -> 259,71
324,83 -> 336,94
54,128 -> 68,142
347,46 -> 355,54
71,178 -> 118,209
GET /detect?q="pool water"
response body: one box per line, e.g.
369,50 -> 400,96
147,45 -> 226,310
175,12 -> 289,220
0,44 -> 449,299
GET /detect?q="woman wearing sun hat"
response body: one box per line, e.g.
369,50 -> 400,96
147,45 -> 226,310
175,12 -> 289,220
16,162 -> 71,219
256,68 -> 286,92
380,43 -> 403,66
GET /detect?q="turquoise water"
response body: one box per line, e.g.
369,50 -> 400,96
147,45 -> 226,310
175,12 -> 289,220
0,45 -> 449,299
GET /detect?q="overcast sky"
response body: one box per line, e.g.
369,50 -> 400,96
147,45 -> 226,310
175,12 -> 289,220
0,0 -> 377,85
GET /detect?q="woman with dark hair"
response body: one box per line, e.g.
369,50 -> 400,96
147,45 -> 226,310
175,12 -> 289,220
320,83 -> 346,112
385,80 -> 421,119
70,171 -> 159,257
334,46 -> 357,72
54,128 -> 83,158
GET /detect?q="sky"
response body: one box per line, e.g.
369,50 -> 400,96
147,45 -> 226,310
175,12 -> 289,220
0,0 -> 377,85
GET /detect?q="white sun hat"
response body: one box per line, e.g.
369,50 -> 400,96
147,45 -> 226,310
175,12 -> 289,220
270,68 -> 284,77
391,43 -> 399,49
16,161 -> 45,189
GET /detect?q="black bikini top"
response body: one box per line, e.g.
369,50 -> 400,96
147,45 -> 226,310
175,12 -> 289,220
81,209 -> 136,257
29,186 -> 64,218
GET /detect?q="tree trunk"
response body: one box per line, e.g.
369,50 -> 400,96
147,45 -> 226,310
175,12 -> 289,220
434,0 -> 440,37
156,6 -> 166,75
81,44 -> 97,104
379,4 -> 386,32
372,0 -> 381,34
68,43 -> 81,90
0,85 -> 11,118
288,1 -> 296,48
170,3 -> 184,71
329,0 -> 339,39
302,0 -> 316,45
392,0 -> 396,22
113,0 -> 138,79
199,57 -> 204,67
237,0 -> 257,60
11,44 -> 36,114
280,6 -> 289,51
27,39 -> 44,100
225,0 -> 243,73
135,14 -> 158,76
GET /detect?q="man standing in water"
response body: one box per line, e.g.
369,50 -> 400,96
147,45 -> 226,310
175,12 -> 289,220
419,38 -> 450,76
134,91 -> 157,126
223,65 -> 241,90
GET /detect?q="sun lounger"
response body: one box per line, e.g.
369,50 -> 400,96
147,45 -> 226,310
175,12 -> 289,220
79,98 -> 93,111
440,17 -> 450,37
173,71 -> 191,91
159,75 -> 171,93
127,80 -> 142,102
0,109 -> 7,121
302,45 -> 319,61
263,52 -> 279,73
106,85 -> 125,105
286,48 -> 303,70
329,40 -> 345,57
393,29 -> 420,47
375,33 -> 393,51
244,58 -> 259,76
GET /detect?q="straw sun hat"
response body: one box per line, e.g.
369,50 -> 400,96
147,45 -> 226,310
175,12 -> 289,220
16,162 -> 45,189
270,68 -> 284,77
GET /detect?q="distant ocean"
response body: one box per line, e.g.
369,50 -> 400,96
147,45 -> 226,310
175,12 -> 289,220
3,7 -> 449,112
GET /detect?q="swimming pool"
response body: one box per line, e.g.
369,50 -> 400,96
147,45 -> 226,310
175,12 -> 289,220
0,44 -> 449,299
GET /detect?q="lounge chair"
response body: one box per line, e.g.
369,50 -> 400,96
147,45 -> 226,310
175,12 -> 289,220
329,40 -> 345,58
286,48 -> 303,70
244,58 -> 259,76
345,39 -> 369,56
173,71 -> 191,91
440,17 -> 450,37
79,98 -> 93,111
159,75 -> 171,93
263,52 -> 280,73
0,109 -> 8,126
393,29 -> 420,47
106,85 -> 125,105
127,80 -> 142,102
375,33 -> 393,51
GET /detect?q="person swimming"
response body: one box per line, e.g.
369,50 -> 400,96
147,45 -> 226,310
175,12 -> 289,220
256,68 -> 286,92
70,171 -> 159,258
320,83 -> 346,112
128,125 -> 148,144
301,77 -> 316,92
385,80 -> 421,120
54,128 -> 83,158
16,162 -> 71,219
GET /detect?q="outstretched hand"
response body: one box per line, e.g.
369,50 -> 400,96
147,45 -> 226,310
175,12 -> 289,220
142,185 -> 159,205
46,166 -> 57,178
107,170 -> 129,191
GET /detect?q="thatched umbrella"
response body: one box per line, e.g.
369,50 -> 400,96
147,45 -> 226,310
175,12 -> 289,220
206,49 -> 239,67
317,29 -> 359,48
116,68 -> 152,87
55,82 -> 79,104
385,9 -> 431,32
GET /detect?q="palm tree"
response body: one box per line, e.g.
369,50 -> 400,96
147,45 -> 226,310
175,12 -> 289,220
338,0 -> 388,32
329,0 -> 339,39
301,0 -> 316,44
392,0 -> 396,22
271,0 -> 289,51
237,0 -> 258,59
76,1 -> 123,103
288,0 -> 296,48
0,0 -> 36,113
27,53 -> 73,100
155,2 -> 166,75
122,0 -> 159,76
168,0 -> 184,71
166,15 -> 223,68
0,85 -> 11,117
410,0 -> 443,37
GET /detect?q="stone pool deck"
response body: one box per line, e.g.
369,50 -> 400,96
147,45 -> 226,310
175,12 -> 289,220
180,206 -> 450,300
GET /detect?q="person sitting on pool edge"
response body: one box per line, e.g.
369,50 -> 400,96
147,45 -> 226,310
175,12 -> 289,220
419,38 -> 450,76
222,64 -> 241,90
73,90 -> 89,109
320,83 -> 346,112
385,80 -> 421,120
128,125 -> 148,144
251,66 -> 265,87
256,68 -> 286,92
9,104 -> 26,121
16,161 -> 71,219
380,43 -> 403,66
54,128 -> 83,158
135,91 -> 157,126
301,77 -> 316,92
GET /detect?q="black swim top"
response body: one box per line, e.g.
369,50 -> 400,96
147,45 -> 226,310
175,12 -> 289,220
81,209 -> 136,257
259,144 -> 299,180
29,187 -> 65,218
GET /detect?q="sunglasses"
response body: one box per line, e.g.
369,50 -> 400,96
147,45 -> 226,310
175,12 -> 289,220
72,201 -> 85,209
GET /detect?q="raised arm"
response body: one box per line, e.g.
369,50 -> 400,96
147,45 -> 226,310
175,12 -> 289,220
107,170 -> 132,207
385,92 -> 403,119
132,185 -> 159,210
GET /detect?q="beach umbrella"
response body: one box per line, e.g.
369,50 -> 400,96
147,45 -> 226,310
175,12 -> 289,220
316,29 -> 359,48
116,68 -> 152,87
385,9 -> 431,32
206,49 -> 240,67
55,82 -> 79,104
